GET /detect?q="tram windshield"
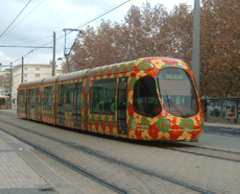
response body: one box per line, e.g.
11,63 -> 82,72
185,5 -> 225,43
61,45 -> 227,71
157,68 -> 198,117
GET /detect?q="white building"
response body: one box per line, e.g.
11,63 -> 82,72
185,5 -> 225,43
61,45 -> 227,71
12,61 -> 63,107
0,67 -> 10,96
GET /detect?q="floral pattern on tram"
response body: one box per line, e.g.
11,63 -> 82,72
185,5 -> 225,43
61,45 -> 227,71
88,57 -> 203,141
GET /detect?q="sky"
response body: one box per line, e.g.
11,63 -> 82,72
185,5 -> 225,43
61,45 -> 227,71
0,0 -> 193,68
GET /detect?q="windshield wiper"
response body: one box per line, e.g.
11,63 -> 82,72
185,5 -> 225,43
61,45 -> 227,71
165,91 -> 171,109
164,91 -> 187,118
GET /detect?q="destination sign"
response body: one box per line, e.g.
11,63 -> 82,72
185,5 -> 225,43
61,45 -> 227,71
165,74 -> 183,80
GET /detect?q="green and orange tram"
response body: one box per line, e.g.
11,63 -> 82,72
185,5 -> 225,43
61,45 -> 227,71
0,95 -> 10,109
17,57 -> 204,141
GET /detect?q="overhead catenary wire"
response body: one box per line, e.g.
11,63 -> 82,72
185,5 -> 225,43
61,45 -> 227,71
0,0 -> 32,38
0,45 -> 52,48
62,0 -> 131,53
67,0 -> 130,55
10,0 -> 131,64
5,0 -> 45,38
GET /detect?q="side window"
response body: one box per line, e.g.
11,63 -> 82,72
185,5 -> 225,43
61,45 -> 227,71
134,76 -> 161,117
65,84 -> 73,111
90,78 -> 117,115
27,89 -> 31,107
43,86 -> 53,110
35,88 -> 40,104
29,89 -> 35,108
103,79 -> 117,114
73,82 -> 83,113
90,80 -> 103,114
58,84 -> 65,107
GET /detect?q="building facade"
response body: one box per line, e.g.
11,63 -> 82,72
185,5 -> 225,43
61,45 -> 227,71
0,68 -> 10,96
12,62 -> 63,108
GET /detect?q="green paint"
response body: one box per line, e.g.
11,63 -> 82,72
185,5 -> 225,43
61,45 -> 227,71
139,61 -> 152,70
127,62 -> 134,71
129,77 -> 136,90
119,64 -> 125,73
162,64 -> 172,68
180,119 -> 193,132
175,64 -> 185,69
129,117 -> 136,130
156,117 -> 170,132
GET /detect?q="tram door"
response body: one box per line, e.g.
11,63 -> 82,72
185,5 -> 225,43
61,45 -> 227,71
57,84 -> 65,125
35,88 -> 40,120
117,77 -> 128,135
27,89 -> 31,119
73,82 -> 82,129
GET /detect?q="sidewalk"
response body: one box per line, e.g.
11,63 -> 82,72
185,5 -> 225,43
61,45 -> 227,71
0,129 -> 58,194
0,127 -> 81,194
204,122 -> 240,129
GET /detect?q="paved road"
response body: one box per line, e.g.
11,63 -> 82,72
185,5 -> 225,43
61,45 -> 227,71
0,110 -> 240,194
201,125 -> 240,149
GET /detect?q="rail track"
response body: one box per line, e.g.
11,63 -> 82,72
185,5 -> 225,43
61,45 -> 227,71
0,112 -> 216,194
1,114 -> 240,164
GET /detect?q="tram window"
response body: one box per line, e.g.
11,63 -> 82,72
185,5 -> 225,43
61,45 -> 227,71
90,78 -> 117,115
134,76 -> 161,117
35,88 -> 40,104
58,84 -> 64,107
91,80 -> 103,114
73,82 -> 82,112
103,79 -> 117,114
65,84 -> 73,111
158,68 -> 198,117
43,86 -> 53,110
28,89 -> 35,108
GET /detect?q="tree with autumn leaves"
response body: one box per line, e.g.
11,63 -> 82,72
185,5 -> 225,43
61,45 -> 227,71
68,0 -> 240,98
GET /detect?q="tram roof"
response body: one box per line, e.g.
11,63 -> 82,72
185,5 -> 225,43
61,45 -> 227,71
89,57 -> 189,77
28,79 -> 45,88
17,82 -> 28,90
58,69 -> 89,82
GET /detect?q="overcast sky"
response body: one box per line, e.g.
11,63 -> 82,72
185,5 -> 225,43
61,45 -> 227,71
0,0 -> 193,67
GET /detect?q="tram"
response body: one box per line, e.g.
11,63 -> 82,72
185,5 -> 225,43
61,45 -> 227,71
17,57 -> 204,141
0,96 -> 10,109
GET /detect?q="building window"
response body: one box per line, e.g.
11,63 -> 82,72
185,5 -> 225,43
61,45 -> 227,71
35,74 -> 40,78
36,68 -> 40,71
24,74 -> 27,78
25,68 -> 28,71
24,80 -> 27,83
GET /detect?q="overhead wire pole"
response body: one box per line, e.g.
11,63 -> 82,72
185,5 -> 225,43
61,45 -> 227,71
21,57 -> 24,83
192,0 -> 201,93
10,62 -> 12,109
52,31 -> 56,76
62,0 -> 130,73
63,29 -> 82,73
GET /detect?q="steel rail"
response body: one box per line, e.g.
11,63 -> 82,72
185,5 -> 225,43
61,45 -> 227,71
0,118 -> 214,194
